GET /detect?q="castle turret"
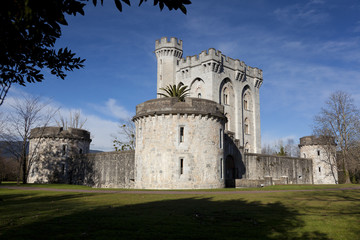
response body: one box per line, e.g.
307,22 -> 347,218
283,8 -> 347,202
299,136 -> 338,184
155,37 -> 183,94
28,127 -> 91,183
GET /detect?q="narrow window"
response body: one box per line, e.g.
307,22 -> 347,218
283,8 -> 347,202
224,94 -> 228,104
180,158 -> 184,175
319,167 -> 321,173
79,148 -> 83,154
219,129 -> 223,148
317,150 -> 320,156
198,93 -> 201,98
61,163 -> 65,175
179,126 -> 184,142
62,145 -> 67,154
220,158 -> 223,179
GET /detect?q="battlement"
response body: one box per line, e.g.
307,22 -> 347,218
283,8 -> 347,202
299,135 -> 336,147
133,97 -> 226,120
178,48 -> 263,79
155,37 -> 183,50
30,127 -> 91,141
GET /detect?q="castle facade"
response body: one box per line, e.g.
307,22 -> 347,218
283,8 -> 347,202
27,37 -> 338,189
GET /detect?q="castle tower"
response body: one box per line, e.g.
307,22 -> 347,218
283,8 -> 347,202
27,127 -> 91,183
155,37 -> 183,93
133,97 -> 226,189
299,136 -> 338,184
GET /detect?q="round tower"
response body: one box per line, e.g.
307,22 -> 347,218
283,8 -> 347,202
155,37 -> 183,93
28,127 -> 91,183
299,136 -> 338,184
133,97 -> 226,189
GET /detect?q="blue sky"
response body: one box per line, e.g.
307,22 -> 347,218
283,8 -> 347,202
4,0 -> 360,151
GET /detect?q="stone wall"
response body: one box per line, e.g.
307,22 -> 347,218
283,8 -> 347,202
236,153 -> 314,187
86,151 -> 135,188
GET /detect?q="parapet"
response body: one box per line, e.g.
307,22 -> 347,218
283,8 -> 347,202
30,127 -> 91,142
178,48 -> 263,78
299,136 -> 336,147
133,97 -> 226,120
155,37 -> 183,51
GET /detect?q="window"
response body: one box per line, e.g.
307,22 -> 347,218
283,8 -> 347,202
317,150 -> 320,156
319,167 -> 321,173
62,145 -> 67,154
79,148 -> 83,154
220,158 -> 223,179
224,93 -> 228,105
180,158 -> 184,175
61,163 -> 65,175
219,129 -> 223,148
179,126 -> 184,142
244,118 -> 250,135
198,93 -> 201,98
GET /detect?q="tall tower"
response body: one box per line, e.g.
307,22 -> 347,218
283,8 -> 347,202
155,37 -> 183,94
299,136 -> 338,184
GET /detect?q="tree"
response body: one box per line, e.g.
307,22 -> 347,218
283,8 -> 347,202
113,118 -> 135,151
0,95 -> 58,184
0,0 -> 191,106
55,110 -> 87,129
313,91 -> 360,183
158,83 -> 190,102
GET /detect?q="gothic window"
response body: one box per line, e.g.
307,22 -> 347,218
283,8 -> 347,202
244,99 -> 248,110
243,91 -> 251,111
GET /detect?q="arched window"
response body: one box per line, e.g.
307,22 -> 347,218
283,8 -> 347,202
198,93 -> 201,98
243,91 -> 251,111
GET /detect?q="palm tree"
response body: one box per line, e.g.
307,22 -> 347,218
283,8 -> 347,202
157,82 -> 190,102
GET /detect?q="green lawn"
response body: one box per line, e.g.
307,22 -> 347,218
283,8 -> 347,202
0,184 -> 359,239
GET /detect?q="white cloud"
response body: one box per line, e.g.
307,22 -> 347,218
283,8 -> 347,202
91,98 -> 133,120
273,0 -> 328,25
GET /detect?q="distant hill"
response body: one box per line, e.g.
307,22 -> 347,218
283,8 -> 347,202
89,150 -> 103,153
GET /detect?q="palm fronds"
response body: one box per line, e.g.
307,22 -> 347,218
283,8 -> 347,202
158,82 -> 190,102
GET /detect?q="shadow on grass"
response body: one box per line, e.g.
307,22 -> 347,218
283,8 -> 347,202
0,194 -> 332,240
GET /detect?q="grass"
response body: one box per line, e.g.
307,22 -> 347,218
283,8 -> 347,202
0,184 -> 359,239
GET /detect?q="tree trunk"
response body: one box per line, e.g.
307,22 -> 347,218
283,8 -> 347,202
22,139 -> 28,184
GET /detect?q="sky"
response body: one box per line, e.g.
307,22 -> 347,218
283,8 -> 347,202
3,0 -> 360,151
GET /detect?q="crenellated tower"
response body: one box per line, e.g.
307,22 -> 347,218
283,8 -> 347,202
155,37 -> 183,93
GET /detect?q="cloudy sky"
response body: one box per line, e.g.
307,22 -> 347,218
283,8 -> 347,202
3,0 -> 360,151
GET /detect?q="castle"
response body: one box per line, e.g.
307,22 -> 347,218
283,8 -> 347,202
28,37 -> 338,189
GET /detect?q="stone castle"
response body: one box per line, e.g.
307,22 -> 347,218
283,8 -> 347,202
28,37 -> 338,189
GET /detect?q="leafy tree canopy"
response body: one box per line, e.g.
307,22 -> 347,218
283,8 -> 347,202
0,0 -> 191,105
